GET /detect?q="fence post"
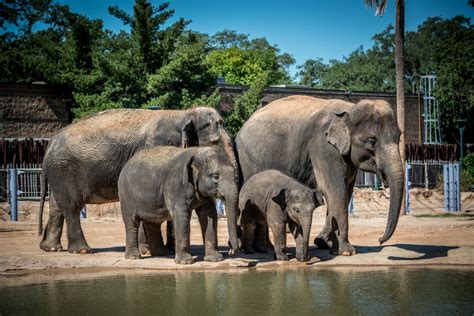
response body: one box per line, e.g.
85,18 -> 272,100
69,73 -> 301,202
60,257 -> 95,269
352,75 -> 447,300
404,163 -> 411,214
455,163 -> 461,212
443,164 -> 449,211
449,163 -> 455,212
348,194 -> 354,215
80,206 -> 87,219
8,168 -> 18,221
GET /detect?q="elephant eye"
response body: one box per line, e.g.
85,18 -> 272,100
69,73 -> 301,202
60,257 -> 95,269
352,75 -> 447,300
367,137 -> 377,147
211,173 -> 220,181
293,208 -> 300,213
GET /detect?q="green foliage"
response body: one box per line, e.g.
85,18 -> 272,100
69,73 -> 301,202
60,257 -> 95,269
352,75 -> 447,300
2,1 -> 303,120
225,72 -> 268,136
207,30 -> 294,85
461,152 -> 474,190
180,88 -> 221,109
297,25 -> 395,91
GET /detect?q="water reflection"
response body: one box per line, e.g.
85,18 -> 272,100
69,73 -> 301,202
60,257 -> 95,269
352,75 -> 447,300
1,269 -> 473,315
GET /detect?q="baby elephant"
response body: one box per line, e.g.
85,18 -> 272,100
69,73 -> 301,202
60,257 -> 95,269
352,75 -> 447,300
119,146 -> 231,264
239,170 -> 323,262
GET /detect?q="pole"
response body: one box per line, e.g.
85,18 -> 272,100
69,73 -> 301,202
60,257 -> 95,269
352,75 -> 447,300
9,168 -> 18,221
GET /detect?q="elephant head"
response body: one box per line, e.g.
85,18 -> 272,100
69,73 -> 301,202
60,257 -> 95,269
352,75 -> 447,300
181,107 -> 240,254
327,99 -> 404,244
272,188 -> 324,261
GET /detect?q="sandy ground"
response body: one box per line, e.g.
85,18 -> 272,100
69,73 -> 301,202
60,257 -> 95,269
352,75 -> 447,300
1,203 -> 473,276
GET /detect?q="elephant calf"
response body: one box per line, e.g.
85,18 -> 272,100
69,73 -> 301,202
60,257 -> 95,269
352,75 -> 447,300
118,146 -> 233,264
239,170 -> 323,262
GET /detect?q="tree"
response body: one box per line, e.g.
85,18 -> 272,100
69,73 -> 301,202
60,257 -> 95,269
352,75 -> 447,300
225,72 -> 269,135
207,30 -> 294,85
108,1 -> 190,74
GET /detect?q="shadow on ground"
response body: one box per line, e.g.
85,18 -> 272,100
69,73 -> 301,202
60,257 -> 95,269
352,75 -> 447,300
355,244 -> 459,260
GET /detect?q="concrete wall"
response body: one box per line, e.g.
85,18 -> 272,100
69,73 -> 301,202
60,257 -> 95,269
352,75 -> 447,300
217,84 -> 422,144
0,83 -> 73,138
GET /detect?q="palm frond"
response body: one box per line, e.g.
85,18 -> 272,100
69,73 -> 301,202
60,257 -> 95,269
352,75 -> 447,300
364,0 -> 388,16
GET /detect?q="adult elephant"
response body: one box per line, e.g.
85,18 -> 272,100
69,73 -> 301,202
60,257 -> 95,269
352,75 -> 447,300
38,107 -> 240,254
236,95 -> 404,256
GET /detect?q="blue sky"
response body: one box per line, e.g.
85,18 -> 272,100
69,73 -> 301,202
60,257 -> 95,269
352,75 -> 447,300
58,0 -> 473,77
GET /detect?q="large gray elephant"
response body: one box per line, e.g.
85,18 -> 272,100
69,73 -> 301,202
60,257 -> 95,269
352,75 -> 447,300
38,107 -> 240,254
119,146 -> 234,264
236,96 -> 404,256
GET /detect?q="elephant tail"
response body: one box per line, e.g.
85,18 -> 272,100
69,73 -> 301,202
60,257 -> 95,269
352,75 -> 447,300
38,172 -> 47,236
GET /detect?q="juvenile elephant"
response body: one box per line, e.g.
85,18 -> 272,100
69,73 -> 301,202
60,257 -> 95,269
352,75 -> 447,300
239,170 -> 323,262
119,146 -> 233,264
38,107 -> 240,254
236,96 -> 404,256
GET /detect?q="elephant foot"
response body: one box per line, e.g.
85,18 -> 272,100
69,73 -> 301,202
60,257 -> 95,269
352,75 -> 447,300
40,239 -> 63,252
296,254 -> 310,262
139,243 -> 150,256
314,236 -> 332,249
204,251 -> 224,262
68,243 -> 92,254
274,252 -> 289,261
125,248 -> 141,260
175,252 -> 195,265
330,241 -> 356,256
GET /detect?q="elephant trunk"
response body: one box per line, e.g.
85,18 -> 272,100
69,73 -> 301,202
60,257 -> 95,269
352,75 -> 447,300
219,131 -> 240,254
301,217 -> 313,262
378,145 -> 404,244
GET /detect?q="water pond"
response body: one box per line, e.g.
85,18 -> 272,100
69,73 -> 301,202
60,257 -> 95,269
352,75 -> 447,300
1,268 -> 473,315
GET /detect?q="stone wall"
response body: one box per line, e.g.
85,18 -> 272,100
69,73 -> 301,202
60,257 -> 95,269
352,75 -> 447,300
216,84 -> 422,144
0,83 -> 73,138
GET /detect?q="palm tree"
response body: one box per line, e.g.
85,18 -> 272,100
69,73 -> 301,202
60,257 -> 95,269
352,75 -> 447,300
366,0 -> 405,213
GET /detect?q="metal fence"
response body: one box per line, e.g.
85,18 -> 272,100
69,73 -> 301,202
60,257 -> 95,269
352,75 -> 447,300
350,161 -> 461,214
3,167 -> 49,202
355,162 -> 445,190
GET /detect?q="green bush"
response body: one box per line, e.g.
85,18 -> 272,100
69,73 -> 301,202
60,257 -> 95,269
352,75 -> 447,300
461,152 -> 474,191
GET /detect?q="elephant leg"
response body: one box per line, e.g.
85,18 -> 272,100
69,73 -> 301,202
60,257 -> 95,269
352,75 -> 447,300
289,222 -> 305,262
138,221 -> 150,255
269,222 -> 288,261
241,221 -> 256,254
312,161 -> 356,256
173,206 -> 194,265
122,211 -> 141,259
39,193 -> 64,252
253,223 -> 269,253
324,192 -> 356,256
166,220 -> 175,255
314,214 -> 333,249
65,203 -> 91,254
196,199 -> 223,262
143,221 -> 168,256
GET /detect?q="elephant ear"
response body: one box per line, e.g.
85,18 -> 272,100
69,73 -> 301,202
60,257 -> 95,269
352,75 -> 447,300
182,156 -> 199,190
181,120 -> 199,148
313,190 -> 325,206
271,188 -> 289,211
326,112 -> 351,156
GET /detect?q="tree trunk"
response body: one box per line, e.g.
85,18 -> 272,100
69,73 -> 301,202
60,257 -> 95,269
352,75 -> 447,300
395,0 -> 406,215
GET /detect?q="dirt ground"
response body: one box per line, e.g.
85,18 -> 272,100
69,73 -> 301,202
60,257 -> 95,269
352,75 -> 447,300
1,189 -> 473,276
